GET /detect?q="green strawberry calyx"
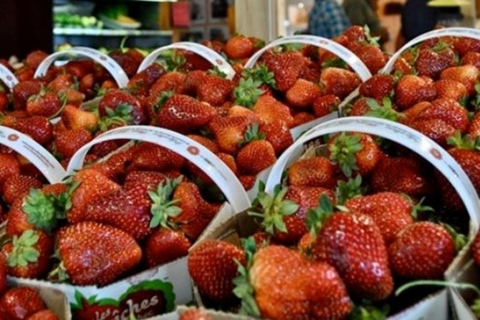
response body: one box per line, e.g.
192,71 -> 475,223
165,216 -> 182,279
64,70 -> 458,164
7,229 -> 40,267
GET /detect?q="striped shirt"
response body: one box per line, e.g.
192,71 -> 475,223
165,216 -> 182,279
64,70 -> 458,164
308,0 -> 351,39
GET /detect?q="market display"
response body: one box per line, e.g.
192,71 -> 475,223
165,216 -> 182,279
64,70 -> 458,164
0,25 -> 480,320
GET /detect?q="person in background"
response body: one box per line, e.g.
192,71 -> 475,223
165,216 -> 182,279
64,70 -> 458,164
307,0 -> 351,39
342,0 -> 389,46
399,0 -> 439,46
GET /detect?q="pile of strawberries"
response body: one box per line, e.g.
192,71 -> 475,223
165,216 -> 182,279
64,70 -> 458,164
187,130 -> 470,319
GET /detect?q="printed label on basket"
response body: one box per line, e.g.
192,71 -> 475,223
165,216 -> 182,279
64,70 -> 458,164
67,125 -> 251,213
265,116 -> 480,231
243,35 -> 372,81
0,126 -> 66,183
0,64 -> 19,90
137,42 -> 236,80
34,47 -> 129,88
382,27 -> 480,73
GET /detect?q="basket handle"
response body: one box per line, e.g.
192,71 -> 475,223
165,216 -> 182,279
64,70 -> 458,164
0,64 -> 19,90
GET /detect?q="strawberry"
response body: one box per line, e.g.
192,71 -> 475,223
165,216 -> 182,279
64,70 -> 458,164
144,227 -> 191,268
412,98 -> 469,134
394,74 -> 437,110
171,180 -> 203,225
196,74 -> 234,107
469,112 -> 480,137
156,93 -> 217,133
259,120 -> 294,155
26,309 -> 59,320
263,51 -> 306,92
410,117 -> 456,146
46,73 -> 75,92
0,286 -> 46,320
2,229 -> 53,279
353,43 -> 387,74
224,34 -> 255,60
287,156 -> 336,188
313,211 -> 394,301
126,142 -> 186,173
359,73 -> 395,100
83,183 -> 153,241
388,221 -> 455,279
243,244 -> 352,320
0,154 -> 20,189
109,50 -> 141,78
177,70 -> 208,96
60,104 -> 99,132
12,81 -> 42,110
453,37 -> 480,56
320,67 -> 361,100
327,132 -> 382,178
57,87 -> 85,107
177,50 -> 213,73
64,60 -> 93,79
370,156 -> 432,198
24,50 -> 48,69
415,44 -> 457,79
127,63 -> 166,98
344,192 -> 416,245
150,71 -> 187,96
66,168 -> 122,224
310,95 -> 339,118
208,116 -> 252,154
98,89 -> 146,126
25,89 -> 63,118
179,308 -> 213,320
251,95 -> 294,127
434,79 -> 468,101
0,90 -> 9,112
2,175 -> 42,205
0,255 -> 7,295
440,64 -> 479,96
188,239 -> 245,304
461,51 -> 480,69
4,115 -> 53,145
123,170 -> 167,191
236,139 -> 276,175
55,221 -> 142,286
284,78 -> 322,109
51,129 -> 93,160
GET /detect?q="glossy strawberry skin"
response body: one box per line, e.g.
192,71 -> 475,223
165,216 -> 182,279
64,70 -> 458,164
145,228 -> 191,268
388,222 -> 455,279
0,287 -> 46,320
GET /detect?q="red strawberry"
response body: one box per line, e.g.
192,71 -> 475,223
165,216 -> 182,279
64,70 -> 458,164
247,244 -> 352,320
3,115 -> 53,145
144,228 -> 191,268
312,94 -> 341,118
434,79 -> 468,101
109,50 -> 141,78
177,70 -> 208,96
60,104 -> 99,132
126,142 -> 186,173
55,221 -> 142,286
2,175 -> 42,205
188,239 -> 246,304
259,120 -> 294,155
320,67 -> 361,100
26,90 -> 63,118
26,309 -> 59,320
287,156 -> 336,188
149,71 -> 187,96
171,181 -> 203,225
156,94 -> 217,133
359,73 -> 395,100
415,44 -> 457,79
0,255 -> 7,295
224,34 -> 255,60
0,91 -> 9,112
127,63 -> 166,98
412,98 -> 469,134
67,168 -> 122,224
2,229 -> 53,279
12,81 -> 43,110
461,51 -> 480,69
179,308 -> 214,320
0,287 -> 46,319
345,192 -> 416,245
196,74 -> 234,107
24,50 -> 48,69
252,95 -> 294,126
57,87 -> 85,107
0,154 -> 20,189
236,139 -> 276,175
51,129 -> 93,159
353,43 -> 387,74
388,221 -> 455,279
313,211 -> 394,301
453,37 -> 480,56
208,116 -> 253,154
440,64 -> 479,96
327,132 -> 382,178
123,170 -> 167,191
394,74 -> 437,110
370,156 -> 432,198
46,73 -> 75,92
263,51 -> 306,92
98,89 -> 146,126
284,78 -> 322,109
83,183 -> 153,241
